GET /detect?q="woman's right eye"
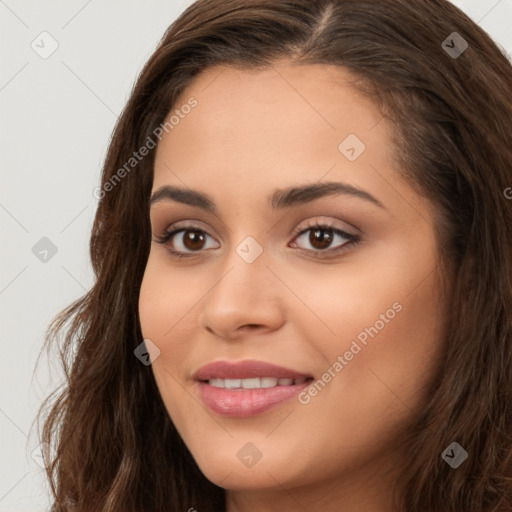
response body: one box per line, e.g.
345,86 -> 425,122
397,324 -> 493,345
155,227 -> 220,256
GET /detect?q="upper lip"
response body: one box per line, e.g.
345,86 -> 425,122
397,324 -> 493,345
193,360 -> 313,381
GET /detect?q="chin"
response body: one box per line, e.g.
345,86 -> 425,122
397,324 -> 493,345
192,447 -> 296,490
205,467 -> 280,491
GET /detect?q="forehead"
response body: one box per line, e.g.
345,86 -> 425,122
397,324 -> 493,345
152,62 -> 394,202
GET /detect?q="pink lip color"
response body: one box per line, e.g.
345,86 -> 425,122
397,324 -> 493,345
193,359 -> 312,380
193,359 -> 313,418
196,380 -> 312,417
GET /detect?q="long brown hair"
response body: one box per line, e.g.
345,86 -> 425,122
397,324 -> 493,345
35,1 -> 512,510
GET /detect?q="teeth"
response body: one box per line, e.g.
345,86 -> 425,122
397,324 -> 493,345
241,378 -> 260,389
209,378 -> 225,388
207,377 -> 308,389
261,377 -> 278,388
224,378 -> 242,389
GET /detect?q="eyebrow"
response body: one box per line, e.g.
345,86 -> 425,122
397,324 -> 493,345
149,181 -> 385,212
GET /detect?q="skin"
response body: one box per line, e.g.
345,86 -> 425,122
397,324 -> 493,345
138,61 -> 452,512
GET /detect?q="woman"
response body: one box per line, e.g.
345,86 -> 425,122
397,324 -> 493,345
36,0 -> 512,510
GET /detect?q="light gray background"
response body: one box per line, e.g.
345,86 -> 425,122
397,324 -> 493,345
1,1 -> 511,510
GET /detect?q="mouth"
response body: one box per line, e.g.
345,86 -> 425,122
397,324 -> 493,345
200,376 -> 313,389
193,360 -> 314,417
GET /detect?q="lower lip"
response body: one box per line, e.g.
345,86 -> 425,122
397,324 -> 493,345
196,380 -> 313,418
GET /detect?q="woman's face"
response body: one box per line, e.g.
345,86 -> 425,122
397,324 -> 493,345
139,62 -> 450,507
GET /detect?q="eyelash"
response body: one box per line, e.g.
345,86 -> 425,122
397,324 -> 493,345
154,219 -> 361,260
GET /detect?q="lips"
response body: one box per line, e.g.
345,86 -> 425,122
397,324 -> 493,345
193,360 -> 314,417
193,359 -> 313,381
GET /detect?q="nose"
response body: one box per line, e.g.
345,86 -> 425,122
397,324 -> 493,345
199,247 -> 286,340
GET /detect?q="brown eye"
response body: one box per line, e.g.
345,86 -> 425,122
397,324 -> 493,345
156,225 -> 220,255
290,223 -> 359,255
181,230 -> 207,251
308,228 -> 334,250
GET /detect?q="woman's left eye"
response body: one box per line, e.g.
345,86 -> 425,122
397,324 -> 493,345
290,224 -> 360,255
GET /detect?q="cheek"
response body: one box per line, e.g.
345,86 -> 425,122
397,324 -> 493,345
284,273 -> 445,473
138,262 -> 195,421
286,247 -> 446,410
138,255 -> 201,342
138,255 -> 210,397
